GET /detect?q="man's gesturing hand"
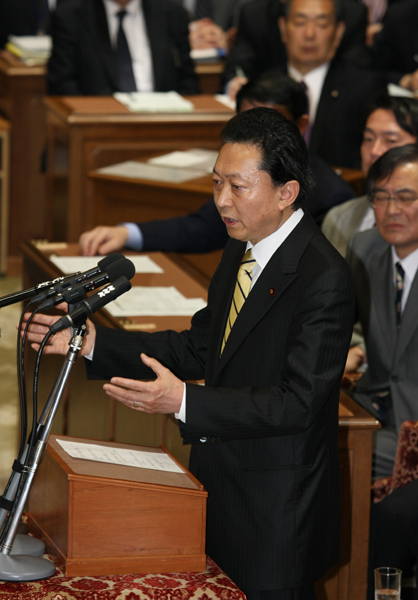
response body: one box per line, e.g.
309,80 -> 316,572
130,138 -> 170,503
103,353 -> 184,414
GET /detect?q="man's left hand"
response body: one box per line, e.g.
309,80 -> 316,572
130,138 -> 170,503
103,353 -> 184,414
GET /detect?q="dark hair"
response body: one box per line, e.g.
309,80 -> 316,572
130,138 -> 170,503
364,95 -> 418,138
283,0 -> 343,21
236,71 -> 308,121
220,107 -> 314,209
366,144 -> 418,195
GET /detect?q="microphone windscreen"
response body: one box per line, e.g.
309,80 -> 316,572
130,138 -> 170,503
98,252 -> 126,270
106,257 -> 136,282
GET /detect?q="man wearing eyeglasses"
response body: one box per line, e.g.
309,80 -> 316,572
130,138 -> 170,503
345,144 -> 418,483
347,145 -> 418,598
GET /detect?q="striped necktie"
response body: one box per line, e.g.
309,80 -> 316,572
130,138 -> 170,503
395,261 -> 405,328
221,250 -> 257,354
116,10 -> 137,93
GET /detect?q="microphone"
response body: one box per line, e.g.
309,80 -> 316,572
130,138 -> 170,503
50,276 -> 132,334
0,252 -> 126,308
37,257 -> 136,310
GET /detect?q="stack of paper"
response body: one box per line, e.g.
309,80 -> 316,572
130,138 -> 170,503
148,148 -> 218,173
96,161 -> 208,183
114,91 -> 194,113
49,255 -> 163,274
106,286 -> 206,317
7,35 -> 52,66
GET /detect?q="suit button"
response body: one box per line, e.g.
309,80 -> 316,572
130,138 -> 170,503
200,437 -> 207,443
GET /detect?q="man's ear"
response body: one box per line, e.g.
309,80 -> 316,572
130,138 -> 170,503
278,17 -> 287,44
278,180 -> 300,209
296,114 -> 309,135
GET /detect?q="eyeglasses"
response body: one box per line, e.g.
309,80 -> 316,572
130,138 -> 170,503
369,191 -> 418,208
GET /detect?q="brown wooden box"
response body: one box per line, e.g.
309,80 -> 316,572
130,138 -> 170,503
27,435 -> 207,577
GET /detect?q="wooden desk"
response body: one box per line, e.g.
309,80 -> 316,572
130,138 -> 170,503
44,95 -> 233,244
20,241 -> 379,600
0,52 -> 47,264
89,162 -> 222,285
195,61 -> 224,94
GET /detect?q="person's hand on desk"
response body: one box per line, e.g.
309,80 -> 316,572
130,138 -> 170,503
79,226 -> 129,256
103,353 -> 183,415
189,19 -> 227,50
227,75 -> 248,101
19,309 -> 96,357
399,69 -> 418,94
345,345 -> 366,373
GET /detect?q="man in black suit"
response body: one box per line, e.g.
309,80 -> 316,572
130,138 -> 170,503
47,0 -> 198,95
225,0 -> 386,169
79,72 -> 355,256
25,108 -> 355,599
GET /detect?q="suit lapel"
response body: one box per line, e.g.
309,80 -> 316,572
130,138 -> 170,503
394,267 -> 418,365
93,0 -> 118,90
371,246 -> 397,360
142,0 -> 164,91
211,216 -> 314,381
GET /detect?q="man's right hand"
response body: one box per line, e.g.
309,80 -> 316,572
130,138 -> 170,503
19,309 -> 97,357
79,226 -> 129,256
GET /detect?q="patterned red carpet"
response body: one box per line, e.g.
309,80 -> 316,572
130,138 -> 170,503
0,556 -> 246,600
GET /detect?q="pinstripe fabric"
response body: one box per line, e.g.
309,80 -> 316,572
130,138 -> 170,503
221,249 -> 257,355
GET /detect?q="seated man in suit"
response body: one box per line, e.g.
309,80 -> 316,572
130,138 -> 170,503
226,0 -> 385,168
47,0 -> 198,95
79,72 -> 355,256
322,95 -> 418,257
24,107 -> 355,600
370,0 -> 418,92
342,144 -> 418,597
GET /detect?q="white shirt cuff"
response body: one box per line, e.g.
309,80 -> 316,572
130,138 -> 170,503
175,383 -> 186,422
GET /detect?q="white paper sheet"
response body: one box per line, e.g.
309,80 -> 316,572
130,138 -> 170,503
215,94 -> 236,110
387,83 -> 417,98
50,255 -> 163,274
56,439 -> 183,473
96,160 -> 207,183
106,286 -> 206,317
147,149 -> 218,171
114,91 -> 194,113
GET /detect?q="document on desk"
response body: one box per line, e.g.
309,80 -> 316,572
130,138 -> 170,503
96,160 -> 207,183
114,91 -> 194,113
50,255 -> 163,274
147,148 -> 218,172
106,286 -> 206,317
56,438 -> 184,473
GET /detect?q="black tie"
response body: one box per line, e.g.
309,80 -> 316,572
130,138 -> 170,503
395,261 -> 405,328
194,0 -> 214,20
116,10 -> 137,93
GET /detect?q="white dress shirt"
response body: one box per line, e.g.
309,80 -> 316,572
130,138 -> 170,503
175,208 -> 305,422
102,0 -> 154,92
288,62 -> 329,125
391,245 -> 418,313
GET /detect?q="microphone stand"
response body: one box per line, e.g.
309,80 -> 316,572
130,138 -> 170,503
0,324 -> 87,581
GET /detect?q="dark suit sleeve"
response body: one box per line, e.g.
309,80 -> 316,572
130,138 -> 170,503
139,199 -> 229,253
164,1 -> 199,95
369,6 -> 409,85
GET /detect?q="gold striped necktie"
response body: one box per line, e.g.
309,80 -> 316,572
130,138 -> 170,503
221,249 -> 257,355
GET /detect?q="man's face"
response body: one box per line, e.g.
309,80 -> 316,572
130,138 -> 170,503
373,162 -> 418,258
361,109 -> 417,175
212,143 -> 295,245
279,0 -> 345,75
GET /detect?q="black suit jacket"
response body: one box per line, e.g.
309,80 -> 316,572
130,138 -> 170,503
47,0 -> 198,95
223,0 -> 370,84
370,0 -> 418,84
0,0 -> 68,48
86,213 -> 355,589
139,153 -> 355,253
309,60 -> 386,168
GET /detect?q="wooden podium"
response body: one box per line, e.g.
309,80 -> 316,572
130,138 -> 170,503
27,435 -> 208,577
